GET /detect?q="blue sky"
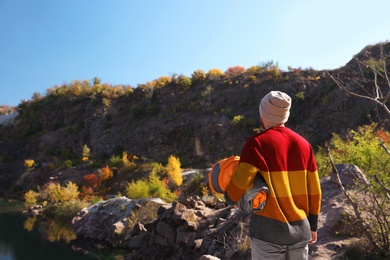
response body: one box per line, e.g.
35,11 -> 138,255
1,0 -> 390,107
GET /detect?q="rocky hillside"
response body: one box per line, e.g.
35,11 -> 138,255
0,42 -> 389,198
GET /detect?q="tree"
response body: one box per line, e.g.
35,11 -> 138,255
165,155 -> 182,187
225,66 -> 245,77
82,144 -> 90,161
24,159 -> 35,169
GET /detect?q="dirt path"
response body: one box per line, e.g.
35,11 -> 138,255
309,177 -> 357,259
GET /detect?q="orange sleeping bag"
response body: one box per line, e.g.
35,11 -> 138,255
208,156 -> 240,194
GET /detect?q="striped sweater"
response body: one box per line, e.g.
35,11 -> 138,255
226,126 -> 322,245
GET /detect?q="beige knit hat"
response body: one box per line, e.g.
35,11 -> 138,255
259,91 -> 291,125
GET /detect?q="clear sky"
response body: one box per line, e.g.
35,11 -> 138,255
1,0 -> 390,107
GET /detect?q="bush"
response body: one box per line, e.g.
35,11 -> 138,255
108,155 -> 123,168
125,171 -> 177,202
178,75 -> 192,88
24,190 -> 39,208
316,123 -> 390,179
155,76 -> 171,88
61,160 -> 73,169
316,123 -> 390,254
24,159 -> 35,169
98,165 -> 113,181
40,181 -> 80,204
52,199 -> 88,223
82,144 -> 90,159
207,68 -> 224,79
126,179 -> 149,199
191,69 -> 206,82
84,173 -> 100,190
165,155 -> 182,187
225,66 -> 245,77
231,115 -> 244,127
245,65 -> 262,75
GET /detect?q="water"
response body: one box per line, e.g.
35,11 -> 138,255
0,203 -> 96,260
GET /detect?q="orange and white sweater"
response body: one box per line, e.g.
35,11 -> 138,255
225,127 -> 322,245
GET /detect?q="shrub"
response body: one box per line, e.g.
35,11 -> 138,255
191,69 -> 206,82
207,68 -> 224,79
178,75 -> 192,88
316,123 -> 390,178
125,171 -> 177,202
61,160 -> 72,169
82,144 -> 90,160
60,182 -> 80,202
108,155 -> 124,168
165,155 -> 182,186
126,179 -> 149,199
24,190 -> 39,208
316,123 -> 390,254
24,159 -> 35,169
52,199 -> 87,223
295,91 -> 305,100
40,181 -> 80,204
41,182 -> 63,204
231,115 -> 244,127
98,165 -> 113,181
225,66 -> 245,77
245,65 -> 262,75
154,76 -> 171,88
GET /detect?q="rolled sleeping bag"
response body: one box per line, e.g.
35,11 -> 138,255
208,156 -> 240,194
208,156 -> 269,213
236,174 -> 269,214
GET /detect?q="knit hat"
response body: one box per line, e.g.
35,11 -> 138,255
259,91 -> 291,125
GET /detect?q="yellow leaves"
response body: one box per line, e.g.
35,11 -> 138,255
191,69 -> 206,81
24,159 -> 35,169
208,68 -> 224,79
82,144 -> 90,159
166,155 -> 182,187
41,182 -> 79,204
24,190 -> 39,208
306,75 -> 321,81
98,165 -> 113,181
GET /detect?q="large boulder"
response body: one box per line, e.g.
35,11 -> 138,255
72,195 -> 243,259
72,196 -> 165,246
330,164 -> 369,187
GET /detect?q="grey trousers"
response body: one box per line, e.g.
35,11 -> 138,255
251,237 -> 308,260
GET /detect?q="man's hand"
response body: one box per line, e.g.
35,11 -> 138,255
308,231 -> 317,244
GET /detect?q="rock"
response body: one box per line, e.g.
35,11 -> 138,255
72,194 -> 249,259
201,196 -> 215,207
128,232 -> 151,250
72,196 -> 165,245
112,221 -> 125,235
130,222 -> 147,237
330,164 -> 369,187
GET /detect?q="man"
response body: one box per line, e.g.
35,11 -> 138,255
225,91 -> 322,260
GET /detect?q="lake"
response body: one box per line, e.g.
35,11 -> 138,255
0,202 -> 98,260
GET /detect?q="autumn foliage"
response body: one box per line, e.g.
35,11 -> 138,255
98,165 -> 113,181
165,155 -> 182,187
207,68 -> 224,79
83,173 -> 101,190
225,66 -> 245,77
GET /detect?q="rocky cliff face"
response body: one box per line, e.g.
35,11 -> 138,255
0,43 -> 388,197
